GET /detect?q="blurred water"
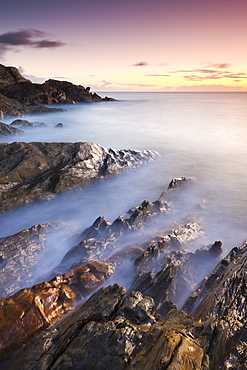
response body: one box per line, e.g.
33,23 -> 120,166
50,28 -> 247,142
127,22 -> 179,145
1,92 -> 247,255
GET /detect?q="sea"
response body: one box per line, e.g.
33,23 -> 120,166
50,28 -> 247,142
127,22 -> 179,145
1,92 -> 247,270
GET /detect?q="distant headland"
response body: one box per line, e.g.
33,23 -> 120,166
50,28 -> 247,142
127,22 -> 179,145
0,64 -> 114,117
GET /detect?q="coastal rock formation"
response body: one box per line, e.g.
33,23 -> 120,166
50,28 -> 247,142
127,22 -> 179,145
183,240 -> 247,369
0,223 -> 64,297
0,64 -> 114,116
0,167 -> 246,368
0,121 -> 23,136
0,142 -> 158,212
1,240 -> 246,369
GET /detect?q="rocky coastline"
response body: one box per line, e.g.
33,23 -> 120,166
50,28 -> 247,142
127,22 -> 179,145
0,65 -> 246,369
0,64 -> 114,117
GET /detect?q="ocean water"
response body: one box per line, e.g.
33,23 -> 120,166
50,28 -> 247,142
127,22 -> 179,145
1,92 -> 247,264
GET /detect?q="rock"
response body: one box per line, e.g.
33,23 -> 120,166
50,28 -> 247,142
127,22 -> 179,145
183,240 -> 247,369
11,119 -> 47,128
0,223 -> 65,297
0,89 -> 64,117
129,237 -> 222,315
0,261 -> 115,353
0,64 -> 29,85
55,122 -> 63,127
0,169 -> 246,369
0,142 -> 158,212
0,286 -> 210,370
10,119 -> 30,126
0,64 -> 115,116
0,121 -> 23,136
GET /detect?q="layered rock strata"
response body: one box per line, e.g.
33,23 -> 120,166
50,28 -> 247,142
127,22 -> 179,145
0,142 -> 158,212
0,176 -> 246,369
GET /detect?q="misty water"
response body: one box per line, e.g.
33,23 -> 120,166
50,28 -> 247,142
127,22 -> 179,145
1,92 -> 247,281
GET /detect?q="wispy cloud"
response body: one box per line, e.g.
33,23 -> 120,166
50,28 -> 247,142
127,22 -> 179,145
131,61 -> 149,67
0,29 -> 65,57
205,63 -> 232,69
145,74 -> 170,77
169,68 -> 247,82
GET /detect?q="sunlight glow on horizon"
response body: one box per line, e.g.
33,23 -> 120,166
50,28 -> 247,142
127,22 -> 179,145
1,0 -> 247,92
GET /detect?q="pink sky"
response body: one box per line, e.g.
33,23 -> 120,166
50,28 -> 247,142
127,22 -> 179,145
0,0 -> 247,91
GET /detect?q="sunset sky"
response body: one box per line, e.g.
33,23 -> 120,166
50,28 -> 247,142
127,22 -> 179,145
1,0 -> 247,92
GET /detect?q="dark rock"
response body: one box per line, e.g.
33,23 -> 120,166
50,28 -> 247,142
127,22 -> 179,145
0,64 -> 115,116
0,286 -> 210,370
10,119 -> 30,126
0,223 -> 63,297
0,64 -> 29,86
183,240 -> 247,369
0,121 -> 23,136
0,142 -> 158,212
55,122 -> 63,127
0,260 -> 115,353
130,238 -> 222,315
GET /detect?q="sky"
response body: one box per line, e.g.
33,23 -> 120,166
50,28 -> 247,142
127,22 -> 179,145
0,0 -> 247,92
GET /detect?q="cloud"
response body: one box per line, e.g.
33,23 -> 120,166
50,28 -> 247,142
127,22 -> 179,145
0,29 -> 65,56
169,68 -> 247,82
22,74 -> 46,83
145,74 -> 170,77
116,82 -> 158,87
175,84 -> 246,92
131,61 -> 149,67
205,63 -> 232,69
34,40 -> 65,48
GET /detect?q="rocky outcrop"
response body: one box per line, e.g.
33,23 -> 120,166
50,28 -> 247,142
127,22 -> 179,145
0,261 -> 115,354
1,240 -> 246,369
183,240 -> 247,369
0,223 -> 64,296
0,142 -> 158,212
0,90 -> 64,117
0,64 -> 114,116
0,121 -> 23,136
0,174 -> 246,369
0,64 -> 29,86
1,284 -> 208,370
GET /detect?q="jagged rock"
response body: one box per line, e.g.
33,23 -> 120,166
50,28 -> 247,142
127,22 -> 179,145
0,223 -> 64,297
0,285 -> 211,370
129,238 -> 222,315
10,119 -> 48,129
0,64 -> 114,116
0,64 -> 29,85
0,121 -> 23,136
183,240 -> 247,369
0,90 -> 64,117
57,198 -> 172,274
0,261 -> 115,353
0,142 -> 158,212
4,256 -> 245,370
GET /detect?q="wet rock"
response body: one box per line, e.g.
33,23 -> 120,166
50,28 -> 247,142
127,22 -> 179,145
0,223 -> 63,297
0,260 -> 115,353
183,240 -> 247,369
0,142 -> 158,212
10,119 -> 31,126
130,232 -> 222,315
10,119 -> 47,128
0,285 -> 212,370
0,121 -> 23,136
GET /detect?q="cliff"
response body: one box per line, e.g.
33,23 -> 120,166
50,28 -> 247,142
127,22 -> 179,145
0,64 -> 114,116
